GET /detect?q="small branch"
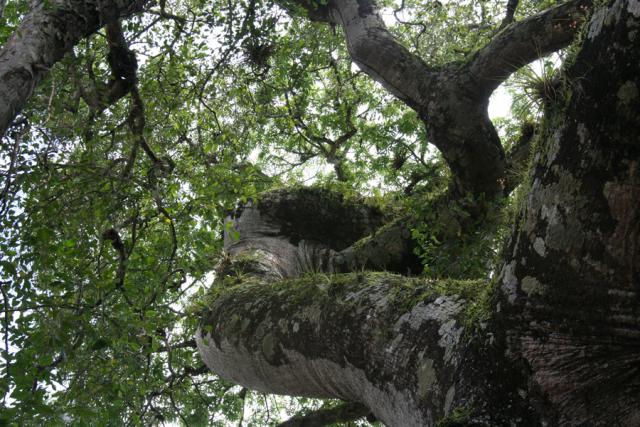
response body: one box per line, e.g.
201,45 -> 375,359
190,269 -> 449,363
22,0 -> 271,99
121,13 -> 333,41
102,227 -> 128,289
184,364 -> 210,376
393,0 -> 428,50
44,76 -> 56,123
146,8 -> 186,26
500,0 -> 520,29
1,282 -> 11,405
283,0 -> 435,112
103,21 -> 138,105
128,87 -> 159,164
0,122 -> 23,213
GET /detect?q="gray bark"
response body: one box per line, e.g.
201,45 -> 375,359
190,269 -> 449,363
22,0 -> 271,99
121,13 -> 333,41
197,189 -> 532,425
197,274 -> 468,426
199,189 -> 457,426
0,0 -> 146,136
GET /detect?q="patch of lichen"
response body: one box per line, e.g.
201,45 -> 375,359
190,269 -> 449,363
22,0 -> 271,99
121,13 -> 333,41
411,277 -> 492,331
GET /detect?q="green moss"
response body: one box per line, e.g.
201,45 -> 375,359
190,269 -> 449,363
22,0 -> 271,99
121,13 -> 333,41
194,270 -> 492,340
436,406 -> 474,427
351,233 -> 374,252
409,190 -> 512,281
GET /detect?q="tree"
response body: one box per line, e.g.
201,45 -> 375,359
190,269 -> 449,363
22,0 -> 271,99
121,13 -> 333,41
0,0 -> 638,425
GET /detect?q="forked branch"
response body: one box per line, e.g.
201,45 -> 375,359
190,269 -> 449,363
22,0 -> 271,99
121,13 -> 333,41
468,0 -> 592,96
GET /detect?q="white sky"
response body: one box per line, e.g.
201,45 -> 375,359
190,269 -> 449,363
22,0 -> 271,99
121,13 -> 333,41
488,84 -> 512,119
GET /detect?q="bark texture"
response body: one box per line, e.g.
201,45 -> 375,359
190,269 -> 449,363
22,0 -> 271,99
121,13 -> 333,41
0,0 -> 146,136
197,272 -> 473,426
496,0 -> 640,424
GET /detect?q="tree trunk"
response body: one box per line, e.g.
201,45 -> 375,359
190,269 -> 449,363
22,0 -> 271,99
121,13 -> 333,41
196,1 -> 640,424
496,0 -> 640,424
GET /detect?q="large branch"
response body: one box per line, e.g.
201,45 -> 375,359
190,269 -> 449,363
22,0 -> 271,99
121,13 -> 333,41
198,188 -> 538,424
468,0 -> 593,97
201,189 -> 462,424
0,0 -> 147,136
282,0 -> 592,198
220,188 -> 422,278
287,0 -> 436,113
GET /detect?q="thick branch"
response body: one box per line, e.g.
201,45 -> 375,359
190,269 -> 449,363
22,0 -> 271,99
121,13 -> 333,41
221,188 -> 421,278
0,0 -> 147,136
277,402 -> 371,427
222,187 -> 387,278
197,272 -> 468,426
329,0 -> 437,112
78,20 -> 140,114
103,21 -> 139,106
333,216 -> 422,275
198,187 -> 531,424
468,0 -> 592,97
286,0 -> 509,197
102,227 -> 128,289
285,0 -> 436,112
